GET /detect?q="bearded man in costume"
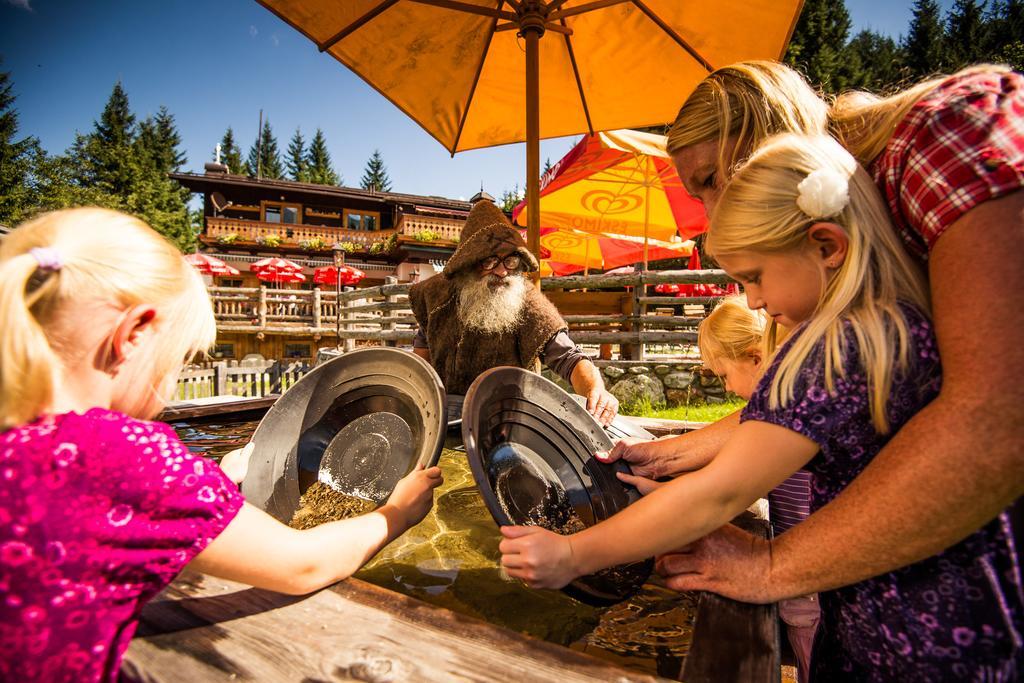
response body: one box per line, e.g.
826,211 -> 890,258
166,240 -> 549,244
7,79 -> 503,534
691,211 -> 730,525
409,200 -> 618,426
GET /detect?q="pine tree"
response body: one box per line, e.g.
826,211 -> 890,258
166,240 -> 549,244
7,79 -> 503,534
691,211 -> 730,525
542,157 -> 552,175
216,127 -> 245,174
845,30 -> 906,91
904,0 -> 949,77
72,81 -> 137,197
360,149 -> 392,192
306,128 -> 340,185
784,0 -> 854,92
132,106 -> 193,250
245,119 -> 283,179
0,66 -> 40,225
286,127 -> 309,182
136,106 -> 186,174
989,0 -> 1024,69
498,184 -> 523,212
946,0 -> 990,68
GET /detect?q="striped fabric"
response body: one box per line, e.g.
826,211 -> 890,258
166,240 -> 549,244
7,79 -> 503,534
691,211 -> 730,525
769,469 -> 813,536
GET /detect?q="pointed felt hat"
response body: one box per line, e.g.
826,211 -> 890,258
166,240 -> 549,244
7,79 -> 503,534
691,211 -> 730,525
444,200 -> 539,277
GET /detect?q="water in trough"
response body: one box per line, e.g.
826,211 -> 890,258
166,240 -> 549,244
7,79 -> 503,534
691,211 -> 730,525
174,419 -> 697,678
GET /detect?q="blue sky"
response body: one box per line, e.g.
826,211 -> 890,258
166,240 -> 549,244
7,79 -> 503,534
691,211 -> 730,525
2,0 -> 954,202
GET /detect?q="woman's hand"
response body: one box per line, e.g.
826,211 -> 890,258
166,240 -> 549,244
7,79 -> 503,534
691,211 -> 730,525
499,526 -> 580,589
384,465 -> 443,529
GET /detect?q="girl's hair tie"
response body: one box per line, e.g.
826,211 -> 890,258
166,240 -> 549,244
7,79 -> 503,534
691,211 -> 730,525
796,167 -> 850,219
29,247 -> 63,272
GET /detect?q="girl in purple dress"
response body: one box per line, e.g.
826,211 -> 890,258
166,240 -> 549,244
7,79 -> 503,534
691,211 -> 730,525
499,134 -> 1021,680
0,208 -> 443,682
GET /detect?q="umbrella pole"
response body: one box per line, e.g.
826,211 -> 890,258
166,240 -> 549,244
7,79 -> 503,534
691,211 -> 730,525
643,156 -> 651,271
525,25 -> 541,288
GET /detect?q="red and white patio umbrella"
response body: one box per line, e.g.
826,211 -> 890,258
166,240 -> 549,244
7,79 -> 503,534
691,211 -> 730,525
255,269 -> 307,284
313,265 -> 366,287
184,253 -> 240,276
250,256 -> 304,274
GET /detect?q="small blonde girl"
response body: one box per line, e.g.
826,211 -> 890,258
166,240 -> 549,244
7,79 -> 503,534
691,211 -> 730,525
0,209 -> 442,683
500,135 -> 1021,680
697,297 -> 818,683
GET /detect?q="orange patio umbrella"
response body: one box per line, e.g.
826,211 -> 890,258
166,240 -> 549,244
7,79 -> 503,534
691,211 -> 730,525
255,1 -> 803,264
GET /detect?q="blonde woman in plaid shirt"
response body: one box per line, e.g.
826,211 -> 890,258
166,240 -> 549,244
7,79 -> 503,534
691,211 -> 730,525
603,62 -> 1023,628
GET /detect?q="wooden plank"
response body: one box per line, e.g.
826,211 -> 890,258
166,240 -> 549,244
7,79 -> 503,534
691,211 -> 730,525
683,513 -> 780,683
616,415 -> 709,436
124,572 -> 667,683
546,290 -> 628,315
569,331 -> 698,344
156,396 -> 277,422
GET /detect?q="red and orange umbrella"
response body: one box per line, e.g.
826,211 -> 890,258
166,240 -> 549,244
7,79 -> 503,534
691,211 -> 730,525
536,226 -> 692,274
313,265 -> 366,287
513,130 -> 708,271
185,253 -> 240,276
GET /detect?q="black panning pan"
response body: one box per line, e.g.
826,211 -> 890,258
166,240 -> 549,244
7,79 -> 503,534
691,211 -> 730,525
462,367 -> 654,606
242,348 -> 446,523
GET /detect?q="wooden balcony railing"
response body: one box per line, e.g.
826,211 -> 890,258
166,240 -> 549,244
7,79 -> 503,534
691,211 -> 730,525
396,215 -> 465,242
205,217 -> 396,247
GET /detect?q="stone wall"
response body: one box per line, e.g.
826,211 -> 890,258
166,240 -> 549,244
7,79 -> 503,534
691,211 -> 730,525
542,358 -> 730,409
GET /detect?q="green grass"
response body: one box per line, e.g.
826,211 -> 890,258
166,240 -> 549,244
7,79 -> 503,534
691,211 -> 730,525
620,397 -> 746,423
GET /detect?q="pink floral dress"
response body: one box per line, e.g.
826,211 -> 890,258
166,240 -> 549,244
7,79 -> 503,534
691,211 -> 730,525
0,408 -> 243,682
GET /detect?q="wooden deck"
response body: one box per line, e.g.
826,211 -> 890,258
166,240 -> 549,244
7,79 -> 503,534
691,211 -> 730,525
124,514 -> 777,682
125,572 -> 666,682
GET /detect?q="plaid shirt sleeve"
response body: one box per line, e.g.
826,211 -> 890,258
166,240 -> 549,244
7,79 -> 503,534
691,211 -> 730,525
873,70 -> 1024,260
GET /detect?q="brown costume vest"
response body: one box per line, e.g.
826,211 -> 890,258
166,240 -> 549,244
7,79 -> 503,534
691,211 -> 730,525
408,275 -> 567,395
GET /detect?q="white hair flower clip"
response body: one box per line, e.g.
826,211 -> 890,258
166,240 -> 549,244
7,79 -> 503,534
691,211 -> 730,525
796,167 -> 850,219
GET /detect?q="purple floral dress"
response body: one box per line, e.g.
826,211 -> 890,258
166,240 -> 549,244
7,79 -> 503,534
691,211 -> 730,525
743,305 -> 1022,681
0,408 -> 244,682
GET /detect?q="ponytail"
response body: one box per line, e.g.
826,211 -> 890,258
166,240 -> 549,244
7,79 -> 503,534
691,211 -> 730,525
0,253 -> 62,428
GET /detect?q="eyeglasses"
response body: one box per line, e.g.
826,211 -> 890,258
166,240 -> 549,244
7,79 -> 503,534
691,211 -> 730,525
479,254 -> 522,272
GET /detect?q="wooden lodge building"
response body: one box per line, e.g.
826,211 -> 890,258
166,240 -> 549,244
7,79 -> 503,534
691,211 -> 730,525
173,164 -> 485,361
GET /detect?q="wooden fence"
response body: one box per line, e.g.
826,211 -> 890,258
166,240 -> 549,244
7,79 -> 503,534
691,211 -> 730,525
207,269 -> 738,360
176,359 -> 311,400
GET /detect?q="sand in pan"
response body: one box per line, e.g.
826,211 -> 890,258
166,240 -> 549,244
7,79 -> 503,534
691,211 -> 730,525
289,480 -> 376,530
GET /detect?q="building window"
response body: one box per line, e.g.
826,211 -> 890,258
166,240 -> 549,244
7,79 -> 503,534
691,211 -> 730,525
263,201 -> 302,224
219,278 -> 243,288
284,343 -> 311,359
343,209 -> 380,231
212,342 -> 235,359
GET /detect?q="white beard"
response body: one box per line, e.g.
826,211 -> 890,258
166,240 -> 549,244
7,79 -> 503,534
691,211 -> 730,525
457,272 -> 528,335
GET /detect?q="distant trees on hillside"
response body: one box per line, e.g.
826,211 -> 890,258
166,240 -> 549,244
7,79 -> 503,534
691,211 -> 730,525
786,0 -> 1023,93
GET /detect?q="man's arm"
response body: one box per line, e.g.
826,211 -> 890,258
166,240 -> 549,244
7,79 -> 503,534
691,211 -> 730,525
540,331 -> 618,425
569,359 -> 618,426
411,327 -> 431,363
661,193 -> 1024,602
